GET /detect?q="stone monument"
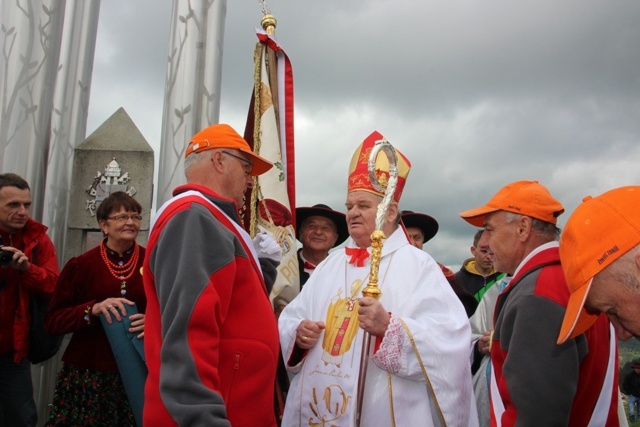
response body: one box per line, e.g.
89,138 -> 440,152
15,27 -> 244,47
65,108 -> 154,265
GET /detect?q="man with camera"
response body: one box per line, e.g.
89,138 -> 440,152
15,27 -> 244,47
0,173 -> 59,427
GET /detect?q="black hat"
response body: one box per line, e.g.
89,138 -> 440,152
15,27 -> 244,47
401,210 -> 439,243
296,204 -> 349,247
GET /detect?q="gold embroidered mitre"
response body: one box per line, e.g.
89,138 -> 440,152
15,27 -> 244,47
347,130 -> 411,203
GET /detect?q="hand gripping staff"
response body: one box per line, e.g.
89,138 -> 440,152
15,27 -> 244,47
354,138 -> 399,426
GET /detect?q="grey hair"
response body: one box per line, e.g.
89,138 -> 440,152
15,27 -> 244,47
184,150 -> 210,177
504,212 -> 561,240
599,245 -> 640,291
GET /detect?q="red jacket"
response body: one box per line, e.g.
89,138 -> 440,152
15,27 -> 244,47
1,219 -> 59,362
490,244 -> 618,426
144,185 -> 279,427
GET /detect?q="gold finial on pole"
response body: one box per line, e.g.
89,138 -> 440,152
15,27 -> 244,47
261,14 -> 277,35
259,0 -> 277,34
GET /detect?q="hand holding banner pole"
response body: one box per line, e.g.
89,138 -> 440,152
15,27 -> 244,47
354,139 -> 398,426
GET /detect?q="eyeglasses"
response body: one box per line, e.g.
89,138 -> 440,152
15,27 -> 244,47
222,150 -> 253,176
107,214 -> 143,222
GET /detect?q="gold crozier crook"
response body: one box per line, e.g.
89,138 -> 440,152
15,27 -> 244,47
355,139 -> 399,426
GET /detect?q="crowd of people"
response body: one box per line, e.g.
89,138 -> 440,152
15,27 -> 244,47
1,123 -> 640,426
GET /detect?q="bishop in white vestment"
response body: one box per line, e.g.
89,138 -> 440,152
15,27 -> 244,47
279,131 -> 478,426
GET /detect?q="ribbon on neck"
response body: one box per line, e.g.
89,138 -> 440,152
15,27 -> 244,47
345,247 -> 370,267
303,261 -> 316,270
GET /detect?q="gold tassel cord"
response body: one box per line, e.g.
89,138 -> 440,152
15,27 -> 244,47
249,40 -> 264,238
249,11 -> 279,238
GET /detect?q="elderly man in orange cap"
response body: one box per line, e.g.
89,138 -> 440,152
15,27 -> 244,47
279,131 -> 476,426
557,185 -> 640,344
143,124 -> 281,426
459,180 -> 620,427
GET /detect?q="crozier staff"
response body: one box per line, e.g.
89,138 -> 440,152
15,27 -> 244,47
279,131 -> 477,426
355,138 -> 398,426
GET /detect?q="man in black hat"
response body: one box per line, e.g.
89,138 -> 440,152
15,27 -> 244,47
401,210 -> 439,249
296,204 -> 348,287
401,210 -> 477,317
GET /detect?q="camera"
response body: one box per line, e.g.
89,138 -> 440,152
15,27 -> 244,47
0,237 -> 13,266
0,250 -> 12,266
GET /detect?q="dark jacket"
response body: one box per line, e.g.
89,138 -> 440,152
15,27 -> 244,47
623,370 -> 640,397
455,257 -> 504,302
297,249 -> 311,288
438,262 -> 478,317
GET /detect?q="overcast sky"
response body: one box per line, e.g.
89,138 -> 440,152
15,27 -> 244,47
86,1 -> 640,269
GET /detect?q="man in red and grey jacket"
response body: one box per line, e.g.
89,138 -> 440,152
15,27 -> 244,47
460,180 -> 619,426
143,124 -> 280,426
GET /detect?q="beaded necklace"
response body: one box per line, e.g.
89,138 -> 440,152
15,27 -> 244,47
99,241 -> 139,297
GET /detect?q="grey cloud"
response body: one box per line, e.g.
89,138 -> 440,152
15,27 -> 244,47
87,0 -> 640,267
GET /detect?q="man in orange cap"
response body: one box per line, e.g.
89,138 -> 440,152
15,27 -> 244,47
279,131 -> 476,426
459,180 -> 619,426
143,124 -> 281,426
557,185 -> 640,344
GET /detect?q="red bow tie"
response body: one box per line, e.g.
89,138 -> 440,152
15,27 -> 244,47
303,261 -> 316,270
345,247 -> 370,267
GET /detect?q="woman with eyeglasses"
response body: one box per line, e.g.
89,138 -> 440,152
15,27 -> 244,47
44,191 -> 146,426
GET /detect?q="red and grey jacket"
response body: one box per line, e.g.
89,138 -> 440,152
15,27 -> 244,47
143,185 -> 279,427
490,243 -> 618,427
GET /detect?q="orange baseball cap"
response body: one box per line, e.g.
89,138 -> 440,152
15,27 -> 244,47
184,124 -> 273,176
347,131 -> 411,203
459,180 -> 564,227
557,186 -> 640,344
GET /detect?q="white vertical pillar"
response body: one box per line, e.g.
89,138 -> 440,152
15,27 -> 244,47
33,2 -> 101,423
1,0 -> 101,423
156,0 -> 227,206
0,0 -> 66,219
42,0 -> 101,258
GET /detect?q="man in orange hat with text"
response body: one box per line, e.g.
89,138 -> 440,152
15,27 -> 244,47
557,185 -> 640,344
143,124 -> 281,426
460,180 -> 619,426
279,131 -> 476,426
